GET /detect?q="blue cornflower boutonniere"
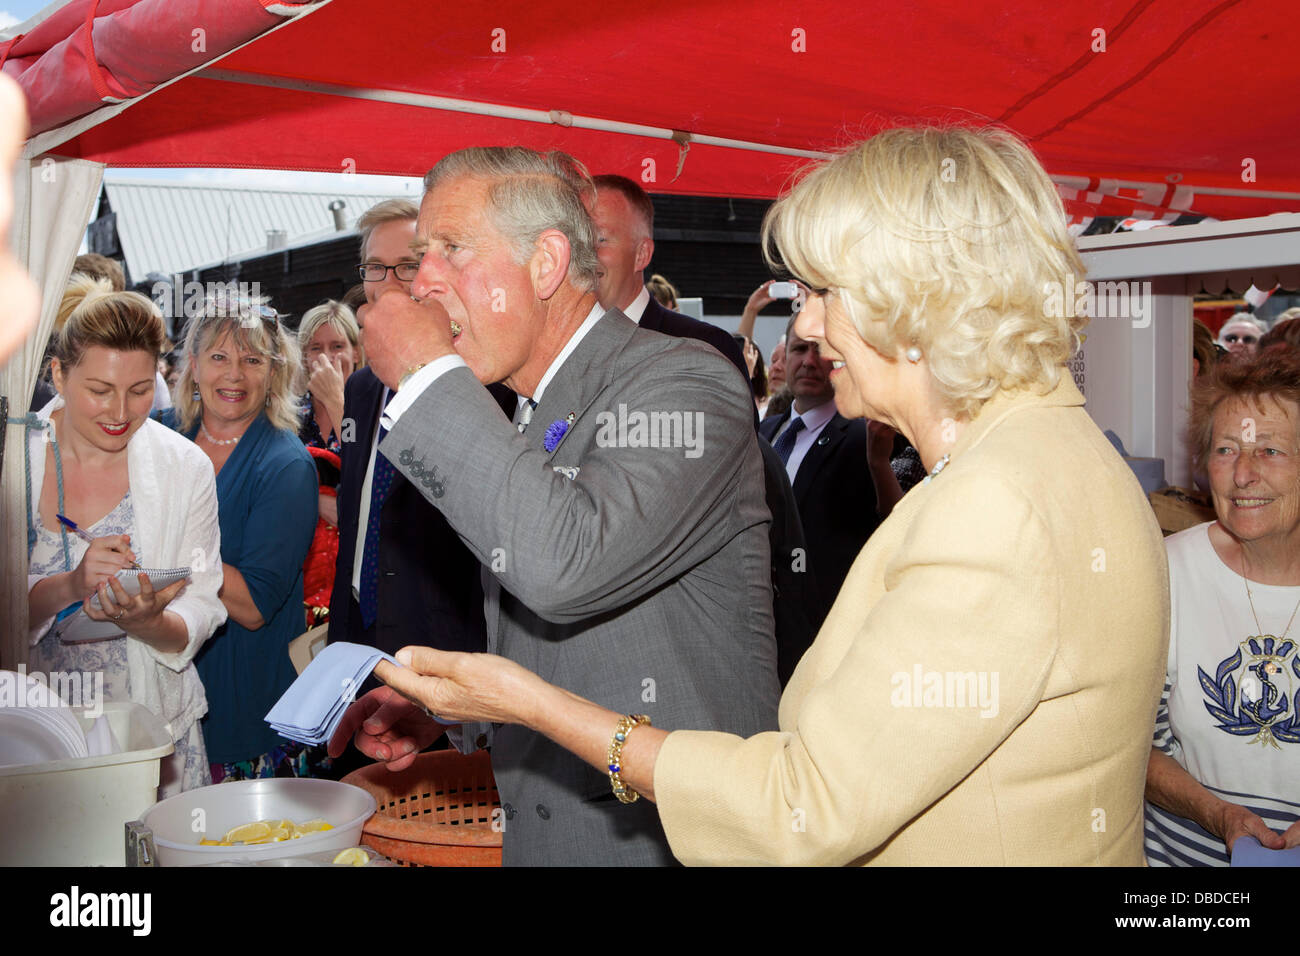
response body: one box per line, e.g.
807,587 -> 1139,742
543,413 -> 576,453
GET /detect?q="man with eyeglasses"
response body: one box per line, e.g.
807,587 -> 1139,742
328,201 -> 508,713
1217,313 -> 1265,359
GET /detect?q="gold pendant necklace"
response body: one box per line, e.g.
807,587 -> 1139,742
1239,552 -> 1300,642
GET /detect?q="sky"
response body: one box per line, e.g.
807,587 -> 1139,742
0,2 -> 40,28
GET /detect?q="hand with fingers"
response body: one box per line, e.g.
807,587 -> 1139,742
73,534 -> 136,595
327,646 -> 548,771
364,290 -> 457,391
1282,819 -> 1300,850
307,352 -> 347,419
84,570 -> 188,643
866,419 -> 898,468
327,685 -> 450,772
1215,800 -> 1287,853
377,646 -> 542,726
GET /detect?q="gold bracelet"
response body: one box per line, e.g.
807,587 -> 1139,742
607,714 -> 651,804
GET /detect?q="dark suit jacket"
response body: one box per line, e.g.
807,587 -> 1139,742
327,367 -> 509,657
760,407 -> 888,632
756,435 -> 819,686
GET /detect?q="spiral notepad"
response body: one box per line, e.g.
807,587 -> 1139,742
54,567 -> 191,643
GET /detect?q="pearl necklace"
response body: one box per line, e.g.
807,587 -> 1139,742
921,453 -> 951,486
200,420 -> 239,447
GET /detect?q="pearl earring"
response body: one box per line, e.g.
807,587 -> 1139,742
905,346 -> 922,364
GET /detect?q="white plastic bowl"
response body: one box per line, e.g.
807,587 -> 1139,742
139,777 -> 376,866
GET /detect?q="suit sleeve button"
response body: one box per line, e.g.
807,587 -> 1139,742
535,804 -> 550,820
475,733 -> 488,749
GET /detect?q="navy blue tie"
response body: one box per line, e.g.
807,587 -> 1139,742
772,415 -> 805,465
359,397 -> 395,628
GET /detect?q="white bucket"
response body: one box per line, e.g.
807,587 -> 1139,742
0,701 -> 172,866
139,777 -> 375,866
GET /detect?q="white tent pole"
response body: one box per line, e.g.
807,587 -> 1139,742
197,69 -> 832,161
198,70 -> 1300,202
1053,174 -> 1300,202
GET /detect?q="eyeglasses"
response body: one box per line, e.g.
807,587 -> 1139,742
358,262 -> 420,282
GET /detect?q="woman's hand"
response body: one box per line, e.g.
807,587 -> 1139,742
73,534 -> 135,595
318,491 -> 339,527
867,419 -> 897,468
740,280 -> 778,328
1282,820 -> 1300,850
85,572 -> 188,646
327,686 -> 448,771
741,337 -> 759,379
374,646 -> 549,728
1147,747 -> 1287,855
307,353 -> 347,427
1212,800 -> 1287,853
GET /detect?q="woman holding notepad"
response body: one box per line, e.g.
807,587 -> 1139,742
25,275 -> 226,795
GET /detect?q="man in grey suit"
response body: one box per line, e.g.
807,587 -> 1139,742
330,147 -> 779,865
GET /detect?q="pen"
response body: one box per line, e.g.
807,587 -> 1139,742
56,513 -> 142,570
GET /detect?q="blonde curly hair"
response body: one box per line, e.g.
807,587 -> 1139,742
763,125 -> 1087,419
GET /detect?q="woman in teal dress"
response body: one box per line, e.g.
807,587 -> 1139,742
169,294 -> 324,780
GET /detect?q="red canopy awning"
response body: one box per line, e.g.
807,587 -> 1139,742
6,0 -> 1300,224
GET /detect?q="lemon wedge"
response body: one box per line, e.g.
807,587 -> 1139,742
266,819 -> 295,842
203,817 -> 339,846
332,847 -> 369,867
223,821 -> 272,845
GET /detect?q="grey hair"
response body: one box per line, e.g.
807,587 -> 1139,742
423,147 -> 599,291
357,198 -> 418,260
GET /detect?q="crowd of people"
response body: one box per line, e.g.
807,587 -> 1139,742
6,86 -> 1297,865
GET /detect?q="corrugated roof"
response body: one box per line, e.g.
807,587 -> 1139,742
102,178 -> 415,279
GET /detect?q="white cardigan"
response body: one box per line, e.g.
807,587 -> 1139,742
26,397 -> 226,736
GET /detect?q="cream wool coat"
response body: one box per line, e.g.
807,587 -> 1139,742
654,376 -> 1170,865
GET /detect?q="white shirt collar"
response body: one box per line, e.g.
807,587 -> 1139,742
622,286 -> 651,324
517,300 -> 606,414
791,397 -> 837,432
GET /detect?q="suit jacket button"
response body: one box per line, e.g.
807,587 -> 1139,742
535,804 -> 550,820
502,803 -> 516,820
475,733 -> 488,749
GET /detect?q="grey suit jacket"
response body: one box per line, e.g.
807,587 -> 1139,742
381,308 -> 780,865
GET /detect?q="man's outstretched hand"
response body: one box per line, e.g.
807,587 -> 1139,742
327,685 -> 448,772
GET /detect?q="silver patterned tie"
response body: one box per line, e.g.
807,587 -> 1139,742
517,398 -> 538,433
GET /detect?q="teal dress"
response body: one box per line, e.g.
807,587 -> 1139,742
182,413 -> 318,767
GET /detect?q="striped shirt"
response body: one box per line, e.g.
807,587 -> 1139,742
1144,523 -> 1300,866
